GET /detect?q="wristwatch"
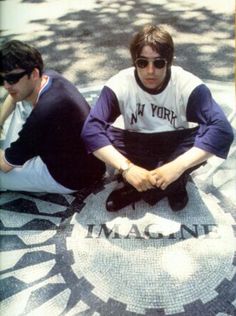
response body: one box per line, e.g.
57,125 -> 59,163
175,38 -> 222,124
118,159 -> 133,176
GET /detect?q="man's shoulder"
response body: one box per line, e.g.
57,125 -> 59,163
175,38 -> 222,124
105,67 -> 136,98
171,66 -> 202,83
118,67 -> 135,75
39,70 -> 88,109
43,70 -> 82,95
170,66 -> 203,91
44,69 -> 79,86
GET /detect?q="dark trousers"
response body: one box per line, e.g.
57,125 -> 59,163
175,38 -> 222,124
107,126 -> 204,200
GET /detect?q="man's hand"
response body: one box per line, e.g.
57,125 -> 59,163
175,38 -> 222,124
0,149 -> 13,172
123,164 -> 156,192
94,145 -> 157,191
150,160 -> 185,190
0,94 -> 16,127
150,147 -> 212,190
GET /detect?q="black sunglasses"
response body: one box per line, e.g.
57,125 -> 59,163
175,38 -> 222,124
135,58 -> 167,69
0,70 -> 30,86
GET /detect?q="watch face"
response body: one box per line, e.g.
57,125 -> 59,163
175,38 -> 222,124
121,161 -> 130,171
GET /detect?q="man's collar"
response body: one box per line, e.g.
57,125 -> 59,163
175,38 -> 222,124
134,67 -> 171,95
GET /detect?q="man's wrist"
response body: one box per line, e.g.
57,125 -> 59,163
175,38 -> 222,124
122,164 -> 134,179
118,159 -> 134,178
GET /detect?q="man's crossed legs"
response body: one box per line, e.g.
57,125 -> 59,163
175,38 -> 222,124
105,126 -> 203,212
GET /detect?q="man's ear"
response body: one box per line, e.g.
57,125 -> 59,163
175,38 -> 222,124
31,68 -> 40,80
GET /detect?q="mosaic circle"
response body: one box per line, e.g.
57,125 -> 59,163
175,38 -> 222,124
67,180 -> 236,315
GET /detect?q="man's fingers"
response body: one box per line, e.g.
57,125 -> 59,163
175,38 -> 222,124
135,179 -> 155,192
149,174 -> 157,186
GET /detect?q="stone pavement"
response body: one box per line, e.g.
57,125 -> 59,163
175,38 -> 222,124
0,0 -> 235,315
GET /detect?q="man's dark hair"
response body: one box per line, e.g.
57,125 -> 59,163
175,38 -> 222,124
0,40 -> 44,76
129,24 -> 174,67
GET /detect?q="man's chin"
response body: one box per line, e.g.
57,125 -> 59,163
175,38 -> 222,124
143,79 -> 159,90
9,92 -> 19,100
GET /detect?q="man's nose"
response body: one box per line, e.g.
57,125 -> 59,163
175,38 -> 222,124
146,62 -> 155,74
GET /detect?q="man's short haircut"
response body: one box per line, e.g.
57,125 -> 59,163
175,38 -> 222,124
129,24 -> 174,66
0,40 -> 44,76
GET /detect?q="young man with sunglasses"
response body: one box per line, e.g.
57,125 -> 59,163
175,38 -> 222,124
81,24 -> 233,212
0,40 -> 105,193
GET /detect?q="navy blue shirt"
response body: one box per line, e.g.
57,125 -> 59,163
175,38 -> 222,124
5,70 -> 105,189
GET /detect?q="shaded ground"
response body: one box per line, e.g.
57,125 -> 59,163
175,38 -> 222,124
0,0 -> 234,87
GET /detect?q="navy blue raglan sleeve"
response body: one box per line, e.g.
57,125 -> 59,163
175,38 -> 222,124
81,86 -> 121,153
186,84 -> 234,159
